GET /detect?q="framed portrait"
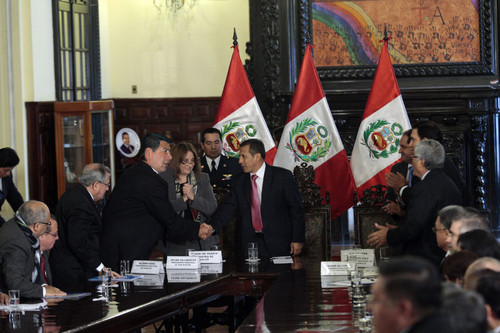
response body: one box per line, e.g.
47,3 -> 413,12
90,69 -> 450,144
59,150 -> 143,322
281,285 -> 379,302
116,128 -> 140,158
308,0 -> 495,79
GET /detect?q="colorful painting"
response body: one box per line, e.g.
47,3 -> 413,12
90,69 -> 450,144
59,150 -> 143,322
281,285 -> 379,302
312,0 -> 480,67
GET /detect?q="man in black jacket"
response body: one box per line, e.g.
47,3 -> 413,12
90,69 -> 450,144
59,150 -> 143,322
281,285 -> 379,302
0,148 -> 24,227
368,140 -> 462,266
369,256 -> 453,333
50,163 -> 118,290
101,133 -> 212,271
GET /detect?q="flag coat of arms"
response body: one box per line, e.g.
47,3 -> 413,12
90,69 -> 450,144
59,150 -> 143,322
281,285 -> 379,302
274,44 -> 356,219
350,39 -> 411,199
213,43 -> 276,163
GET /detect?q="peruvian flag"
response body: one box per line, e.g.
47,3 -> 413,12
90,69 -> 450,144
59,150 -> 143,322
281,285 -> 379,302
274,44 -> 356,219
213,42 -> 276,163
350,39 -> 411,199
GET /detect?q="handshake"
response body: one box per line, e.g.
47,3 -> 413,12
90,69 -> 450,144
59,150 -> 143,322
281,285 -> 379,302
198,223 -> 214,240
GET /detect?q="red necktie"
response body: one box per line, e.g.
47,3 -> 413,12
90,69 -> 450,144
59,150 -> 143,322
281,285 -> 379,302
41,254 -> 48,284
251,174 -> 263,232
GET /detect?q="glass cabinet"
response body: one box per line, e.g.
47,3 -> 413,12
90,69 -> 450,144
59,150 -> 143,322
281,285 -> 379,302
54,100 -> 115,198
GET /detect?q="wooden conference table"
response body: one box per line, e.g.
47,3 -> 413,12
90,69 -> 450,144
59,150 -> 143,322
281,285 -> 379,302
0,256 -> 363,332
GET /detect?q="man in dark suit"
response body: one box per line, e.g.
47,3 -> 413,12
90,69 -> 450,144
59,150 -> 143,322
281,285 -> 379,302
101,133 -> 213,271
0,201 -> 65,299
50,164 -> 119,290
209,139 -> 305,258
199,128 -> 242,190
369,256 -> 453,333
386,121 -> 468,205
119,132 -> 135,155
368,140 -> 462,266
39,215 -> 58,285
383,130 -> 418,215
0,147 -> 24,227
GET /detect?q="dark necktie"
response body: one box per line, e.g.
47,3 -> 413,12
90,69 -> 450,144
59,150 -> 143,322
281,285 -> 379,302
211,160 -> 217,174
408,165 -> 414,187
251,174 -> 263,232
41,254 -> 48,284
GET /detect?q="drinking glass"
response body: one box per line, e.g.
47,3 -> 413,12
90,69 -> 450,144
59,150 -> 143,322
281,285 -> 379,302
101,267 -> 112,286
248,242 -> 258,260
8,290 -> 20,311
120,260 -> 130,276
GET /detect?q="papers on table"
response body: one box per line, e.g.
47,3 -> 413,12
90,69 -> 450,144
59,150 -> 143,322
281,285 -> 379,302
0,299 -> 47,311
89,275 -> 143,282
45,292 -> 91,300
271,256 -> 294,264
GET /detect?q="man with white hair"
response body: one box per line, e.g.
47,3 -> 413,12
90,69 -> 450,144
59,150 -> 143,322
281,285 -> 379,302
368,140 -> 462,266
446,211 -> 490,253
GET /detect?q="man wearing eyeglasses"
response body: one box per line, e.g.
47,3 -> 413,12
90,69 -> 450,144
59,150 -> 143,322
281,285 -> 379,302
50,163 -> 119,291
39,215 -> 59,285
0,200 -> 66,299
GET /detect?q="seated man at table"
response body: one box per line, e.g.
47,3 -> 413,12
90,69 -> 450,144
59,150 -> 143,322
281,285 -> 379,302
39,215 -> 59,285
0,201 -> 66,298
0,292 -> 7,305
369,256 -> 453,333
367,140 -> 462,266
50,163 -> 118,290
101,133 -> 213,271
0,147 -> 24,227
446,210 -> 490,253
209,139 -> 305,258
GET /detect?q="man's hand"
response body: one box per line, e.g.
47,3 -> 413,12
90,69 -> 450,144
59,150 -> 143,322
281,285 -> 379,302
44,285 -> 67,297
290,242 -> 302,256
381,200 -> 404,216
367,223 -> 397,248
0,292 -> 8,306
199,223 -> 213,240
385,172 -> 406,193
110,270 -> 122,279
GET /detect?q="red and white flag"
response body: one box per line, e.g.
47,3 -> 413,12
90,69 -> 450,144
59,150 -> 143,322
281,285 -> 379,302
350,39 -> 411,199
213,43 -> 276,163
274,44 -> 356,219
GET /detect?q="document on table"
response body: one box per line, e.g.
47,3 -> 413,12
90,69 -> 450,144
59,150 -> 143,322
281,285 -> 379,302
0,299 -> 47,311
45,292 -> 91,300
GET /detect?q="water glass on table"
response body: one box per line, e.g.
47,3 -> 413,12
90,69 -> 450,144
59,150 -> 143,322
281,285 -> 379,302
8,290 -> 20,311
120,260 -> 130,276
101,267 -> 112,286
248,242 -> 258,260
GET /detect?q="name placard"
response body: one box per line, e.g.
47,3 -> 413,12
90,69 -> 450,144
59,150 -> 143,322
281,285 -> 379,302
133,274 -> 165,287
167,270 -> 201,283
321,261 -> 357,276
320,275 -> 351,288
361,267 -> 379,277
166,256 -> 200,269
271,256 -> 294,264
200,263 -> 223,274
187,250 -> 223,263
130,260 -> 164,275
340,249 -> 376,268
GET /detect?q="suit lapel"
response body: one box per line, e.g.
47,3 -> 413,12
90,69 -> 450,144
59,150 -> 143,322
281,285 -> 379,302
260,164 -> 272,218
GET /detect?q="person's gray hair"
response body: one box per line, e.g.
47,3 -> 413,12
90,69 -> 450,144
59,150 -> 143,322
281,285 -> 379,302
17,200 -> 49,227
441,287 -> 487,333
456,215 -> 490,234
414,139 -> 445,170
438,205 -> 468,229
79,163 -> 111,187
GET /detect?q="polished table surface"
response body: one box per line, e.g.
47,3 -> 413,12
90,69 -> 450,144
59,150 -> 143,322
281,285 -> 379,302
0,256 -> 363,332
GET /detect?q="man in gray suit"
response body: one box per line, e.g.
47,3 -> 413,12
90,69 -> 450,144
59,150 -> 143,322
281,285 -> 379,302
0,201 -> 65,299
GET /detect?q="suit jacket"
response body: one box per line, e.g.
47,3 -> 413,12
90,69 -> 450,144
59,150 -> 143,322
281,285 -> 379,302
120,144 -> 134,155
50,184 -> 102,290
0,219 -> 43,299
407,312 -> 454,333
0,174 -> 24,226
210,164 -> 305,258
101,161 -> 200,271
387,169 -> 462,266
158,168 -> 218,255
386,162 -> 418,204
400,156 -> 467,206
200,155 -> 242,189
